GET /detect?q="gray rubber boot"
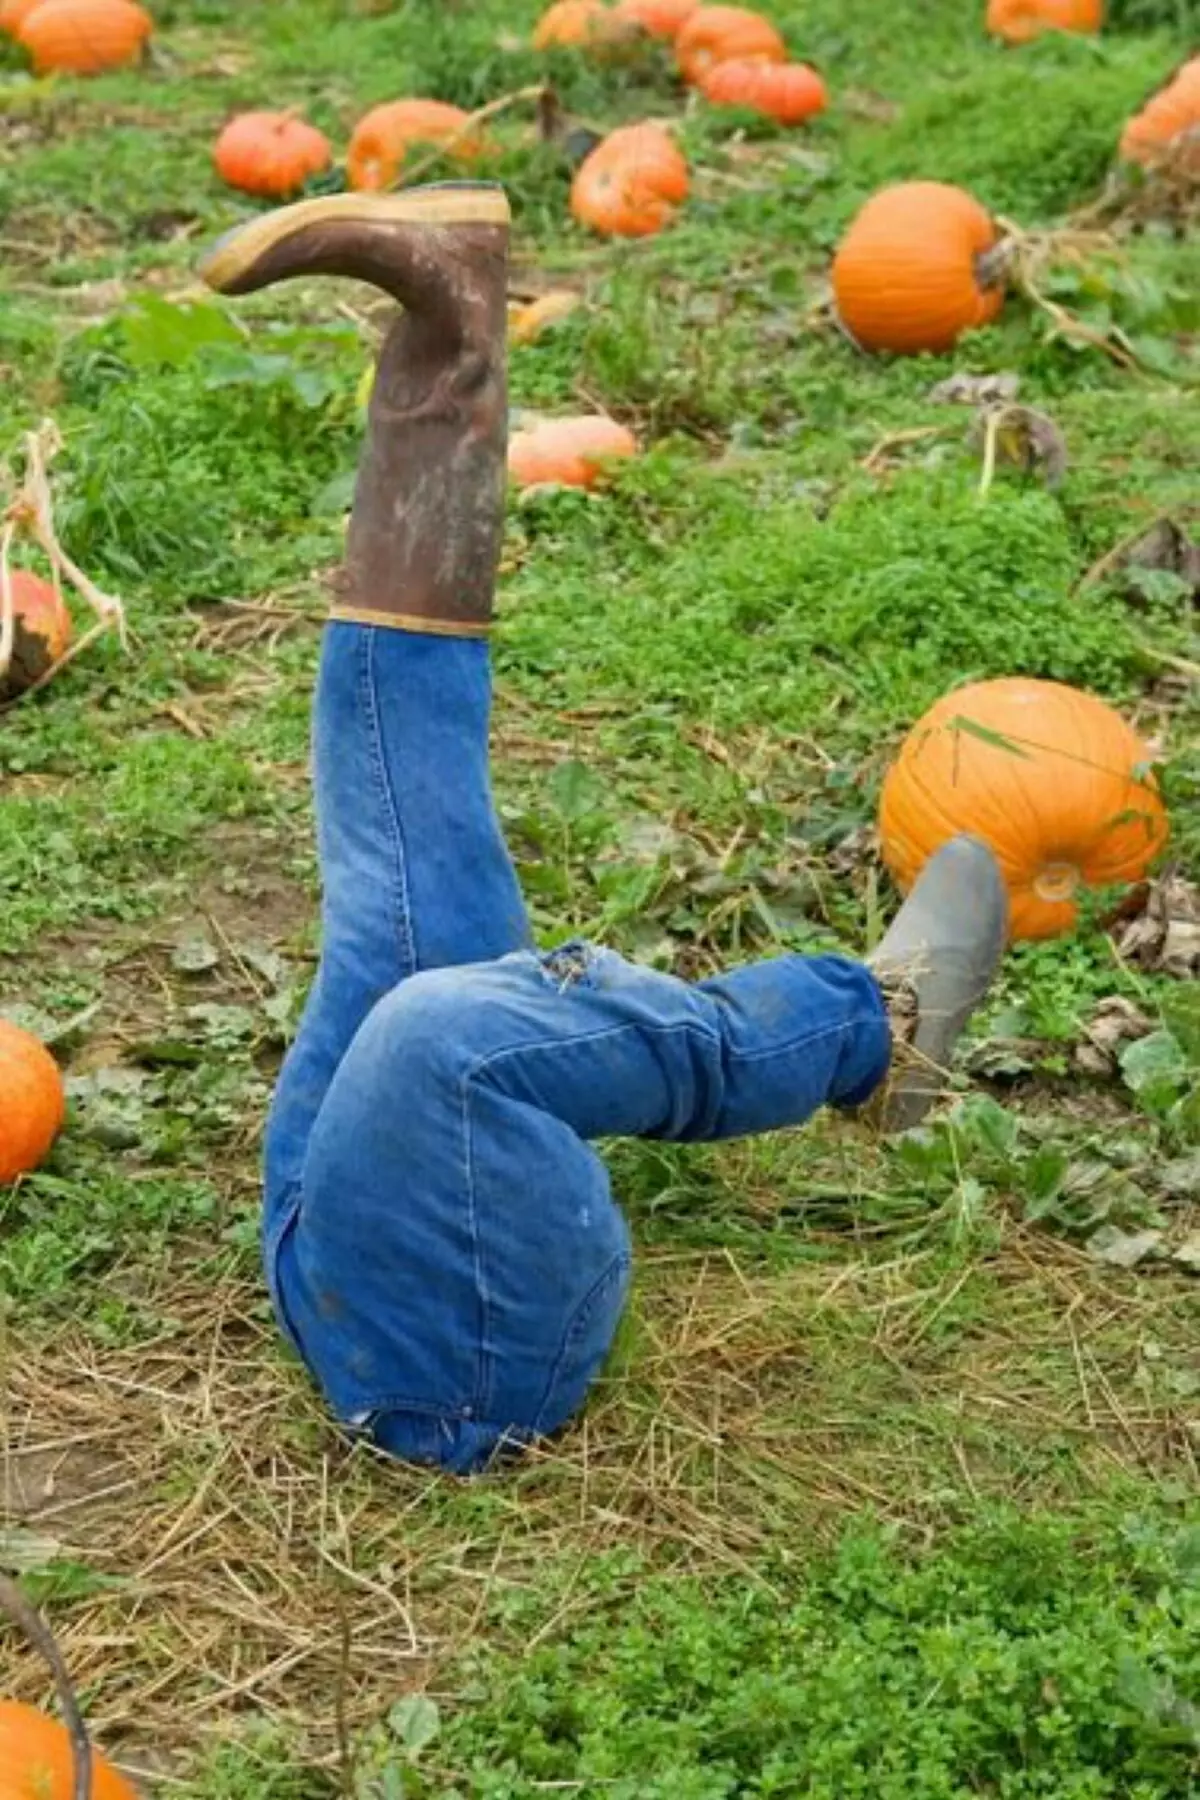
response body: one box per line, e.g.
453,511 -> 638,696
864,835 -> 1009,1133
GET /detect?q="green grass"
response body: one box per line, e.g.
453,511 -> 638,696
1,0 -> 1199,1791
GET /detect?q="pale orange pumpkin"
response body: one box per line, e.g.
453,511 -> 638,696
16,0 -> 152,74
570,121 -> 689,236
880,678 -> 1168,941
532,0 -> 617,47
347,99 -> 479,192
675,5 -> 786,84
614,0 -> 699,39
832,181 -> 1006,356
0,1021 -> 66,1184
700,57 -> 827,123
1,570 -> 72,701
0,0 -> 45,35
0,1701 -> 137,1800
986,0 -> 1102,42
213,112 -> 332,199
509,416 -> 639,490
1120,56 -> 1200,165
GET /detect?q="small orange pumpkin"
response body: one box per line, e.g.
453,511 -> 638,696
675,5 -> 786,84
832,181 -> 1006,356
1120,56 -> 1200,165
985,0 -> 1102,42
509,416 -> 639,490
700,57 -> 827,123
0,1021 -> 66,1184
0,1701 -> 137,1800
1,570 -> 72,701
16,0 -> 152,74
509,290 -> 582,344
614,0 -> 699,39
213,112 -> 332,199
880,678 -> 1168,941
532,0 -> 616,46
347,99 -> 479,192
0,0 -> 45,34
571,121 -> 689,237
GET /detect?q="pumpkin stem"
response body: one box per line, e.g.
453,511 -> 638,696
399,82 -> 549,188
974,234 -> 1017,292
0,1571 -> 94,1800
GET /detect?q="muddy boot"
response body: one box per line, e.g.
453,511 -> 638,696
199,185 -> 511,636
863,836 -> 1008,1133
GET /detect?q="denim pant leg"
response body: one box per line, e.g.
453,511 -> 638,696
264,623 -> 530,1224
277,945 -> 889,1473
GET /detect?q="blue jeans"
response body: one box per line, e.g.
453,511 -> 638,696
264,624 -> 891,1473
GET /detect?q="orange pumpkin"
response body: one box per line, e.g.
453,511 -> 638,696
347,99 -> 479,192
614,0 -> 699,39
880,678 -> 1168,941
0,1701 -> 136,1800
1120,56 -> 1200,165
1,570 -> 72,701
532,0 -> 618,47
0,0 -> 45,34
675,5 -> 786,83
16,0 -> 152,74
213,111 -> 332,199
571,121 -> 689,237
832,181 -> 1006,356
0,1021 -> 66,1184
986,0 -> 1102,42
509,416 -> 639,490
700,57 -> 827,123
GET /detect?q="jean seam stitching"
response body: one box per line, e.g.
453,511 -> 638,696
361,628 -> 417,976
533,1250 -> 630,1434
464,1016 -> 722,1087
725,1013 -> 888,1068
463,1074 -> 495,1419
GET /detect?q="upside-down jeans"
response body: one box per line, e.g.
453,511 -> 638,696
263,624 -> 892,1474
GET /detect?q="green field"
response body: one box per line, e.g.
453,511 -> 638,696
1,0 -> 1199,1793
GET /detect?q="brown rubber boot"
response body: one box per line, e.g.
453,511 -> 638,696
199,185 -> 511,637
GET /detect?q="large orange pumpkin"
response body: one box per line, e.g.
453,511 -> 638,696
880,679 -> 1168,941
0,1701 -> 137,1800
832,181 -> 1006,356
614,0 -> 699,38
509,416 -> 639,490
16,0 -> 152,74
700,58 -> 827,123
1,570 -> 72,702
986,0 -> 1103,41
1120,56 -> 1200,165
675,5 -> 786,83
571,121 -> 689,236
213,111 -> 332,199
347,99 -> 480,191
0,0 -> 45,34
0,1021 -> 66,1184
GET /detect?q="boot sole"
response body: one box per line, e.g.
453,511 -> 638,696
200,186 -> 512,294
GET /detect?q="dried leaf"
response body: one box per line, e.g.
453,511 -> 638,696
1116,873 -> 1200,978
1088,1225 -> 1165,1269
928,371 -> 1021,406
171,930 -> 221,974
1172,1233 -> 1200,1275
971,404 -> 1069,491
1073,995 -> 1153,1075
